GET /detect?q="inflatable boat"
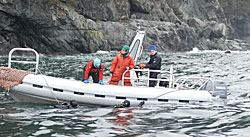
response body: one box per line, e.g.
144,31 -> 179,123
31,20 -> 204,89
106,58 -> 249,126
0,29 -> 227,107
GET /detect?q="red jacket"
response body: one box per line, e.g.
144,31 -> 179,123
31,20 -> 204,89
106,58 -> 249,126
110,53 -> 135,80
84,60 -> 104,80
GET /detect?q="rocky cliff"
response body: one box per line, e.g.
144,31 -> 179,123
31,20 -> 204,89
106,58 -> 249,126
0,0 -> 249,55
219,0 -> 250,42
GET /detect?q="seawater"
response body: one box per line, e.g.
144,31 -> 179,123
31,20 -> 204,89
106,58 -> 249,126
0,51 -> 250,137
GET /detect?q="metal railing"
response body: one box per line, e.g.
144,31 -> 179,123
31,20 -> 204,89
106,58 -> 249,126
173,77 -> 215,92
122,65 -> 175,88
8,48 -> 39,74
121,65 -> 216,93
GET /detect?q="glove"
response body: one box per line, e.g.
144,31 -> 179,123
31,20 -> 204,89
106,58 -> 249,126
83,79 -> 89,84
139,64 -> 145,69
99,80 -> 104,85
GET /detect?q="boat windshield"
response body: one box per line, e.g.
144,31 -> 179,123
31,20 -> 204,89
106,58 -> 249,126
130,39 -> 140,60
129,31 -> 145,63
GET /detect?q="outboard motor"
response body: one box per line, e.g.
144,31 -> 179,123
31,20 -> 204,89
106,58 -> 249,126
200,81 -> 227,99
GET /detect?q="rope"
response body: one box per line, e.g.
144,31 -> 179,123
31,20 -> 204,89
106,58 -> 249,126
153,89 -> 180,99
0,66 -> 60,104
37,68 -> 60,104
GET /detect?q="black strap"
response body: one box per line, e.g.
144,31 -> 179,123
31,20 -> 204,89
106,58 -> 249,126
111,80 -> 119,82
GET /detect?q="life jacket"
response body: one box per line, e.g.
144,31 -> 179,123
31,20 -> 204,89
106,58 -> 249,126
109,52 -> 135,86
84,60 -> 104,81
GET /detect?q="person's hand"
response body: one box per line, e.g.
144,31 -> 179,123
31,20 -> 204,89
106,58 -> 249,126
83,79 -> 89,84
99,80 -> 104,85
110,73 -> 113,77
126,67 -> 130,70
139,64 -> 145,69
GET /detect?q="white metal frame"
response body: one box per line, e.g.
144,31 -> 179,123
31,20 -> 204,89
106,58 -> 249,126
129,30 -> 145,64
174,77 -> 215,94
122,65 -> 216,93
8,48 -> 39,74
122,65 -> 175,88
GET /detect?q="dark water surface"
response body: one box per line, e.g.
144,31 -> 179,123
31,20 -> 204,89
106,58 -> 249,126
1,51 -> 250,137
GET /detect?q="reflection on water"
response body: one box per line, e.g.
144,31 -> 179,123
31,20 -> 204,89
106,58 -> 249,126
0,51 -> 250,136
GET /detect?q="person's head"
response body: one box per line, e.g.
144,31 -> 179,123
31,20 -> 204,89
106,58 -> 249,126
93,58 -> 101,68
150,45 -> 157,55
121,45 -> 130,56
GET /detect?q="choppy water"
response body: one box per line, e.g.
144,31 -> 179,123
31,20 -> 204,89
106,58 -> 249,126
1,50 -> 250,137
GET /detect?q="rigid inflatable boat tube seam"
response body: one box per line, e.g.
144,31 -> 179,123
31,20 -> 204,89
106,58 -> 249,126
153,89 -> 181,99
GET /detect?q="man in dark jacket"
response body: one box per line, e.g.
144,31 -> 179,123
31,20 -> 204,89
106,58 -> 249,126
139,45 -> 162,87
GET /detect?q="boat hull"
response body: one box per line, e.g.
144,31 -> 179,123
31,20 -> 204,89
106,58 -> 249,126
10,74 -> 212,106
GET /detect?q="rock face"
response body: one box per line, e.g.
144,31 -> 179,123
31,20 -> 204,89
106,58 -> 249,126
0,0 -> 107,55
0,0 -> 249,55
218,0 -> 250,43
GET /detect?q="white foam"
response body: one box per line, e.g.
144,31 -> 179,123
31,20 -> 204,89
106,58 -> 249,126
187,47 -> 200,53
96,51 -> 109,54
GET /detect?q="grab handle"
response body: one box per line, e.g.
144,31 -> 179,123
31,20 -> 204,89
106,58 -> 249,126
8,48 -> 39,74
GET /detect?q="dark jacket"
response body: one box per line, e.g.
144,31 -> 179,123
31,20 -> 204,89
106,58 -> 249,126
145,53 -> 162,70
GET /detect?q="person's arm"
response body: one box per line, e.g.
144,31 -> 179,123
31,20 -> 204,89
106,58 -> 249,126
84,62 -> 92,79
99,64 -> 104,81
128,57 -> 135,70
110,55 -> 118,76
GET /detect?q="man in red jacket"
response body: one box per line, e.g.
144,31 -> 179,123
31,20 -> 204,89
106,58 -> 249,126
109,45 -> 135,86
83,58 -> 104,85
